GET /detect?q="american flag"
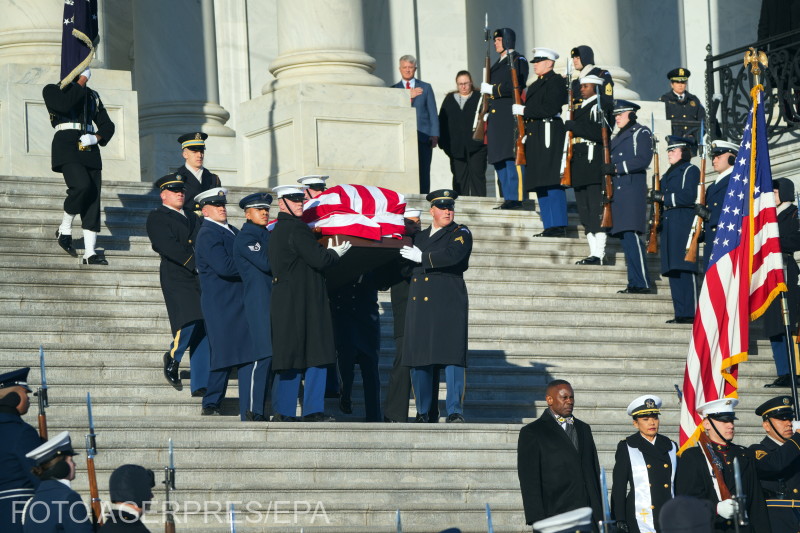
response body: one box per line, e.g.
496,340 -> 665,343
60,0 -> 99,87
301,184 -> 406,240
678,86 -> 787,451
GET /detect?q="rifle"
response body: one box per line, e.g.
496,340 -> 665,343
599,467 -> 612,533
485,503 -> 494,533
732,457 -> 749,530
164,438 -> 176,533
599,95 -> 613,229
85,392 -> 103,528
508,49 -> 527,166
560,61 -> 574,187
472,13 -> 490,142
684,120 -> 707,262
647,113 -> 661,254
35,345 -> 49,440
229,503 -> 237,533
395,509 -> 402,533
697,431 -> 733,501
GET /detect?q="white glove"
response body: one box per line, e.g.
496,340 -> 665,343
716,499 -> 738,519
79,134 -> 98,146
512,103 -> 525,116
483,113 -> 489,123
328,240 -> 352,257
792,420 -> 800,432
480,82 -> 493,95
400,245 -> 422,263
80,68 -> 91,81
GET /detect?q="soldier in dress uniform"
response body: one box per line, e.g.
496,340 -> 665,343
659,68 -> 706,150
564,74 -> 612,264
0,368 -> 43,533
514,47 -> 569,237
399,190 -> 472,423
480,28 -> 528,210
146,173 -> 210,397
195,188 -> 261,420
569,45 -> 614,108
101,464 -> 156,532
603,100 -> 654,294
675,398 -> 771,533
23,431 -> 92,533
700,140 -> 739,270
232,192 -> 275,422
298,175 -> 329,200
43,68 -> 115,265
175,132 -> 222,211
611,395 -> 678,533
650,136 -> 701,324
269,185 -> 351,422
750,395 -> 800,533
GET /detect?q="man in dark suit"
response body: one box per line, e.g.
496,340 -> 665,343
101,464 -> 156,532
0,368 -> 43,533
195,188 -> 259,419
517,379 -> 603,527
393,55 -> 439,194
175,132 -> 222,210
749,396 -> 800,533
232,192 -> 275,422
146,173 -> 210,397
611,395 -> 678,533
43,67 -> 115,265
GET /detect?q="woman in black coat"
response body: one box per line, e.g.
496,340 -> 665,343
439,71 -> 488,197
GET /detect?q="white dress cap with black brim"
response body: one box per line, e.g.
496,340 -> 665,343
709,140 -> 739,157
627,394 -> 663,417
579,74 -> 605,85
532,506 -> 593,533
404,208 -> 422,218
297,175 -> 329,187
25,431 -> 78,465
273,185 -> 308,201
697,398 -> 739,422
530,47 -> 559,63
194,187 -> 228,206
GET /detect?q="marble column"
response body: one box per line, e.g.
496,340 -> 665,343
532,0 -> 639,99
132,0 -> 234,181
0,0 -> 61,65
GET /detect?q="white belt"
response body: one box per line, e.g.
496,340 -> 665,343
55,123 -> 95,133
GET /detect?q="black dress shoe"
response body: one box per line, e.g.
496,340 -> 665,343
502,200 -> 524,210
191,387 -> 207,397
201,405 -> 221,416
765,375 -> 792,388
446,413 -> 465,423
383,416 -> 402,423
415,413 -> 429,423
162,352 -> 182,390
271,413 -> 298,422
339,398 -> 353,414
667,317 -> 694,324
302,412 -> 336,422
617,287 -> 652,294
82,254 -> 108,265
575,256 -> 603,265
245,410 -> 268,421
55,230 -> 78,257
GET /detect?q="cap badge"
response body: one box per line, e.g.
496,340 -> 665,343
679,68 -> 685,76
785,398 -> 791,405
195,133 -> 202,140
444,191 -> 450,197
217,191 -> 224,196
645,398 -> 656,409
725,399 -> 732,406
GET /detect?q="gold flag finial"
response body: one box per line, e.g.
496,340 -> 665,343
743,47 -> 768,86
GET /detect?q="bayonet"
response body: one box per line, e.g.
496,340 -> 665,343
486,503 -> 494,533
35,345 -> 49,439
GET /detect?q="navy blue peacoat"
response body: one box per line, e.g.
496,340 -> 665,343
233,221 -> 273,360
660,161 -> 701,274
609,122 -> 653,234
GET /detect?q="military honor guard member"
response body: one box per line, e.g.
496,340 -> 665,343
23,431 -> 92,532
750,396 -> 800,533
101,464 -> 156,532
268,185 -> 351,422
43,68 -> 115,265
146,174 -> 210,396
611,395 -> 678,533
570,45 -> 614,108
651,136 -> 701,323
762,179 -> 800,389
675,398 -> 771,532
298,175 -> 329,200
399,190 -> 472,423
195,188 -> 261,419
0,368 -> 43,533
232,192 -> 275,421
517,379 -> 603,527
701,140 -> 739,269
659,68 -> 706,149
175,132 -> 222,210
564,74 -> 612,263
480,28 -> 528,210
603,100 -> 654,294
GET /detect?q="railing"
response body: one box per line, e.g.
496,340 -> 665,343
706,28 -> 800,145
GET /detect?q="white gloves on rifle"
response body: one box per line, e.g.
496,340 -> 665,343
400,245 -> 422,263
716,499 -> 738,519
328,240 -> 352,257
480,82 -> 493,95
512,104 -> 525,116
792,420 -> 800,432
79,134 -> 98,147
80,68 -> 91,81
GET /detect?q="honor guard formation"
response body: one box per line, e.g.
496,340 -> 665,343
8,2 -> 800,532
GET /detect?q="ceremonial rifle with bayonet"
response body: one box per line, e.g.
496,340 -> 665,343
164,438 -> 176,533
34,345 -> 49,439
508,46 -> 527,166
646,113 -> 661,254
560,61 -> 574,187
599,87 -> 614,229
472,13 -> 490,142
732,456 -> 749,531
85,392 -> 104,529
684,120 -> 707,262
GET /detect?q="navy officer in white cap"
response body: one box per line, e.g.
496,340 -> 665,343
611,395 -> 678,533
675,398 -> 770,532
23,431 -> 92,532
297,175 -> 329,200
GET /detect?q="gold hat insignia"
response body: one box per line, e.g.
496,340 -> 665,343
195,133 -> 202,140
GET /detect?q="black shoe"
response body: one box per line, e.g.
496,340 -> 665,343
55,230 -> 78,257
201,405 -> 221,416
82,254 -> 108,265
302,412 -> 336,422
271,413 -> 298,422
533,226 -> 567,238
339,398 -> 353,414
162,352 -> 182,390
502,200 -> 524,210
191,387 -> 207,398
666,317 -> 694,324
575,256 -> 603,265
383,416 -> 402,423
446,413 -> 465,423
617,287 -> 652,294
765,375 -> 792,388
415,413 -> 429,423
245,410 -> 268,422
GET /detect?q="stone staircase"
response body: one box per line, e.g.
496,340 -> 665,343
0,174 -> 784,532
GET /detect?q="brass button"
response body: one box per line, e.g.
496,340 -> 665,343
412,297 -> 416,301
651,505 -> 655,510
188,239 -> 193,243
794,489 -> 798,494
663,484 -> 669,488
413,278 -> 417,282
491,109 -> 496,113
424,277 -> 429,281
424,297 -> 429,301
646,464 -> 651,469
664,464 -> 669,468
